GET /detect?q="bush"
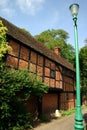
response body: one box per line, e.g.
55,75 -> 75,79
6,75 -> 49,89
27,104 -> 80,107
0,20 -> 11,64
0,67 -> 48,130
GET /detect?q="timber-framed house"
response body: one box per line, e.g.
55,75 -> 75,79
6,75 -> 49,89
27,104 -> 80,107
0,17 -> 75,116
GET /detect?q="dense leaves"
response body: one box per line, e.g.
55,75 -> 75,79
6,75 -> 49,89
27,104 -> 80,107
0,67 -> 48,130
21,28 -> 32,36
35,29 -> 75,64
84,38 -> 87,46
0,20 -> 11,64
79,45 -> 87,99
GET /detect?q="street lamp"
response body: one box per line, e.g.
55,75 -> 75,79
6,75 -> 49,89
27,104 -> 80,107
69,4 -> 84,130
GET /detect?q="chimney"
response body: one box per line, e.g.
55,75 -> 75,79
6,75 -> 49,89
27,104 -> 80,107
54,47 -> 61,57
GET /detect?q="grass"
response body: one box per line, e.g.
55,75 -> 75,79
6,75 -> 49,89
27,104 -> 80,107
60,105 -> 87,117
60,108 -> 76,116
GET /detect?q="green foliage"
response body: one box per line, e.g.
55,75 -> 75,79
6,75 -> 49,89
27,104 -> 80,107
84,38 -> 87,46
61,106 -> 87,117
34,29 -> 75,64
35,29 -> 69,43
21,28 -> 32,35
0,67 -> 48,130
79,45 -> 87,98
0,20 -> 11,64
60,108 -> 75,116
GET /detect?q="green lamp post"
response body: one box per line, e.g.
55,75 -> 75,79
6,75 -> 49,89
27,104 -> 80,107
69,3 -> 84,130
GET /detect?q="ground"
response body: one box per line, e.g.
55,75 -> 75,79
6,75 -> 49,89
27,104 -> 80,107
33,108 -> 87,130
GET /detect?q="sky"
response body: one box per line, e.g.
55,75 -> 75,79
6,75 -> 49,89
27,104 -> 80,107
0,0 -> 87,49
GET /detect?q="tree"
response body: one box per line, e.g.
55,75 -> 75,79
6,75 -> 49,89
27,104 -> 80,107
84,38 -> 87,46
34,29 -> 75,64
79,45 -> 87,99
0,20 -> 11,66
21,28 -> 32,35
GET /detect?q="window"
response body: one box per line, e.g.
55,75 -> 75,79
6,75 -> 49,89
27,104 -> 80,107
50,70 -> 55,79
66,93 -> 69,100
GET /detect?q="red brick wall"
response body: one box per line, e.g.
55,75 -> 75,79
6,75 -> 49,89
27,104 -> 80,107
6,55 -> 18,68
30,63 -> 36,73
20,45 -> 29,61
30,51 -> 37,64
7,39 -> 65,89
9,40 -> 19,57
63,76 -> 74,91
7,40 -> 75,90
6,39 -> 75,113
19,59 -> 28,69
38,55 -> 43,66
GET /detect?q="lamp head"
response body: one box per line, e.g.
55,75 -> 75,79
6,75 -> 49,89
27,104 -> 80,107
69,3 -> 79,17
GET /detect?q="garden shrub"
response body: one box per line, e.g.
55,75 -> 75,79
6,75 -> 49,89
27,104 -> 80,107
0,20 -> 11,66
0,67 -> 48,130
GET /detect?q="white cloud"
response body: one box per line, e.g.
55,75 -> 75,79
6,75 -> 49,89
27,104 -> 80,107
0,0 -> 15,17
16,0 -> 45,15
0,0 -> 9,8
0,0 -> 45,17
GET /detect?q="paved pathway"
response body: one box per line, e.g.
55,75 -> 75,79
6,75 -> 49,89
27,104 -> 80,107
33,109 -> 87,130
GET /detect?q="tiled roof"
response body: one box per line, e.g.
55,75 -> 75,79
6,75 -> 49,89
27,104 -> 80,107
0,17 -> 75,72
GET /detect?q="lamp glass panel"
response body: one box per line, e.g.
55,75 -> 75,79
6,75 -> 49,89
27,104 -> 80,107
70,4 -> 79,16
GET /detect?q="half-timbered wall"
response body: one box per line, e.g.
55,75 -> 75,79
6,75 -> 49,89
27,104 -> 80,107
6,39 -> 75,112
6,39 -> 63,89
59,69 -> 75,110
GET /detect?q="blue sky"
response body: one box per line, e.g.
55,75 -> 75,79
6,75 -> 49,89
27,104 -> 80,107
0,0 -> 87,48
